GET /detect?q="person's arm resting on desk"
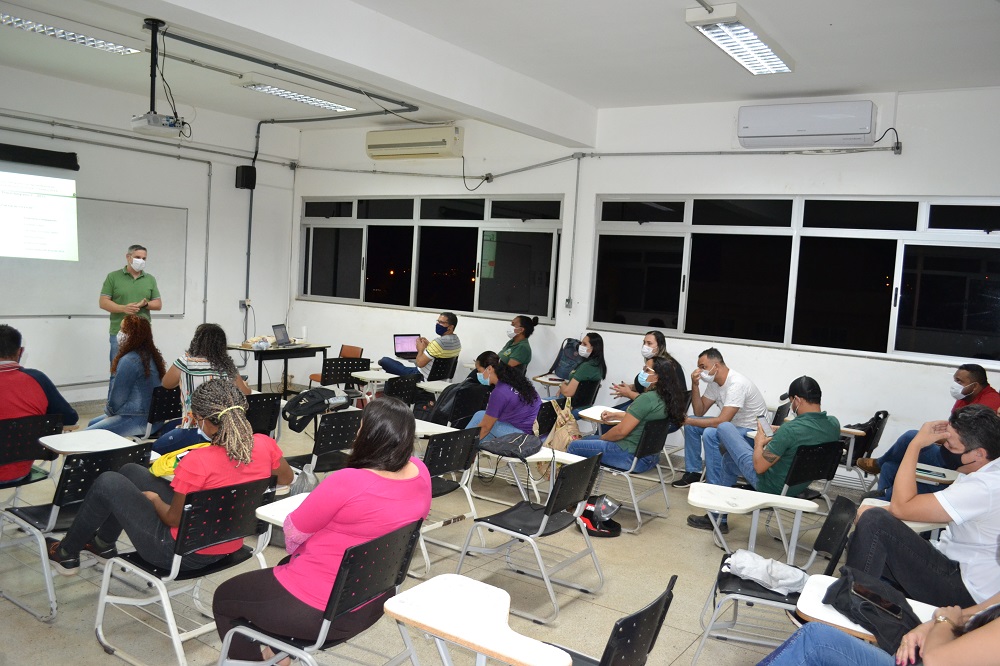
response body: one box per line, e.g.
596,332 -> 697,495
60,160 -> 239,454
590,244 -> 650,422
598,412 -> 640,442
888,420 -> 953,523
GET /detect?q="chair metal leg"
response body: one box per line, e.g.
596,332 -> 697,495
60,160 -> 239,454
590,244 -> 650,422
0,514 -> 58,621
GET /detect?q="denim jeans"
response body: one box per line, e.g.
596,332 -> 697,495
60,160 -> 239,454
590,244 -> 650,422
109,333 -> 119,366
568,435 -> 659,473
876,429 -> 962,495
683,423 -> 721,473
377,357 -> 421,376
62,463 -> 220,571
465,410 -> 525,440
845,507 -> 975,608
86,413 -> 148,438
705,422 -> 757,488
757,622 -> 892,666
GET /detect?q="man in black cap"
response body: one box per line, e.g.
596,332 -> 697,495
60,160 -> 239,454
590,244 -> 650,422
688,375 -> 841,534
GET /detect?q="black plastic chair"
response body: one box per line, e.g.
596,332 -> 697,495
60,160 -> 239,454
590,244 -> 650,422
765,440 -> 845,549
245,392 -> 282,438
536,400 -> 559,439
285,410 -> 363,474
311,356 -> 369,390
308,345 -> 365,388
138,386 -> 182,441
449,383 -> 491,428
0,414 -> 63,503
593,419 -> 673,533
455,455 -> 605,624
95,476 -> 276,666
0,442 -> 151,621
572,379 -> 601,410
692,496 -> 857,662
549,575 -> 678,665
412,429 -> 480,577
383,374 -> 421,406
426,355 -> 459,382
217,520 -> 423,666
841,409 -> 890,489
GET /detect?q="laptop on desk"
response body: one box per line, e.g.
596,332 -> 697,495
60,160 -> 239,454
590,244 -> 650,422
393,334 -> 420,360
271,324 -> 308,349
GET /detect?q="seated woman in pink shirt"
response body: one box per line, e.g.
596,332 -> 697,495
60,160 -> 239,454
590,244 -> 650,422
213,396 -> 432,663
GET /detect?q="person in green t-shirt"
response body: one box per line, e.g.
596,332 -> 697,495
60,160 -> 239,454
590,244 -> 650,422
553,332 -> 607,409
100,244 -> 161,364
498,314 -> 538,371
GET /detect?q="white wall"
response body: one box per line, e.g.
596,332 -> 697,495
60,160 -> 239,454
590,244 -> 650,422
0,64 -> 301,401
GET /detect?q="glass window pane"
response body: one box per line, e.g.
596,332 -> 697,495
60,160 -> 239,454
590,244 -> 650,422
686,234 -> 792,342
415,227 -> 478,312
303,201 -> 352,218
601,201 -> 684,223
793,237 -> 896,352
896,245 -> 1000,360
929,205 -> 1000,231
306,228 -> 363,299
804,200 -> 917,230
491,200 -> 561,220
478,231 -> 554,317
420,198 -> 485,220
357,198 -> 413,219
692,199 -> 792,227
364,226 -> 414,306
592,235 -> 683,327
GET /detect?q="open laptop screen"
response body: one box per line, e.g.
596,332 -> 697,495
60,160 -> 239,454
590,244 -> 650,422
393,334 -> 419,359
272,324 -> 292,346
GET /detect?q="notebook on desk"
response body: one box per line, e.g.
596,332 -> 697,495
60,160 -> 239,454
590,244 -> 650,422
271,324 -> 308,349
393,334 -> 420,360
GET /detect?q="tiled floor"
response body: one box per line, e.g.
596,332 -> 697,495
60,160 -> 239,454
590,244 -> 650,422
0,399 -> 842,666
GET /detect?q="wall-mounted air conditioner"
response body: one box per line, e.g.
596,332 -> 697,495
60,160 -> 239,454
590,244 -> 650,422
737,100 -> 876,148
365,126 -> 464,159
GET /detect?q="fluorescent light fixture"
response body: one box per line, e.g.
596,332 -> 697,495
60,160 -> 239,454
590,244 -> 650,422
235,74 -> 356,112
0,11 -> 140,55
685,3 -> 793,75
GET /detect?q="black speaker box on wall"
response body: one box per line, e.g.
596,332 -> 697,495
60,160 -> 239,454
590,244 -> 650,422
235,165 -> 256,190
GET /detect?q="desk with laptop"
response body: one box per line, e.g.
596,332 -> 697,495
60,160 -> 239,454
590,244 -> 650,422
230,323 -> 330,397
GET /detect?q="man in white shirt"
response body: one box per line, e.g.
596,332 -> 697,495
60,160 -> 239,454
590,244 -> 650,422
846,404 -> 1000,608
672,347 -> 768,491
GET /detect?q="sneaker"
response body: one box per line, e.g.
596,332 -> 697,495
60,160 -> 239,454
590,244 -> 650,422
671,471 -> 702,488
687,513 -> 729,534
856,458 -> 881,475
46,538 -> 80,576
83,539 -> 118,562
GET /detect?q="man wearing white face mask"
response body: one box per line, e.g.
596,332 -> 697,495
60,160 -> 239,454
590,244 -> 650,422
100,244 -> 161,365
858,364 -> 1000,499
671,347 -> 767,489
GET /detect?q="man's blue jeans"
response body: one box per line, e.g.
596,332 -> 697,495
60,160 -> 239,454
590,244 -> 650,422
683,423 -> 722,473
109,333 -> 119,366
875,429 -> 961,496
758,622 -> 892,666
568,435 -> 659,473
705,422 -> 757,488
378,357 -> 421,377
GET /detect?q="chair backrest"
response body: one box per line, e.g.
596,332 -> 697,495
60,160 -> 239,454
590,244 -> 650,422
782,440 -> 844,491
339,344 -> 363,359
326,520 -> 423,623
312,410 -> 363,458
854,410 -> 890,462
383,374 -> 421,405
427,355 -> 459,382
55,443 -> 152,508
449,383 -> 491,428
547,338 -> 582,379
422,429 -> 479,478
573,380 -> 601,409
545,455 -> 602,516
596,575 -> 677,666
812,495 -> 858,576
147,386 -> 183,424
0,414 -> 63,466
245,393 -> 282,436
320,357 -> 369,386
633,419 -> 673,460
770,402 -> 791,427
535,400 -> 559,438
173,476 -> 276,557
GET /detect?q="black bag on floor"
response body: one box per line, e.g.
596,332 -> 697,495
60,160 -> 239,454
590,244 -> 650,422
823,566 -> 921,653
282,387 -> 350,433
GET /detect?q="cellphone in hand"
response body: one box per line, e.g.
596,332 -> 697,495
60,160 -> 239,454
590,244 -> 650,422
757,415 -> 774,438
851,582 -> 902,618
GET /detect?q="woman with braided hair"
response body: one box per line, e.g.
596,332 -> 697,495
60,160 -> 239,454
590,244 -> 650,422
48,379 -> 293,575
156,323 -> 252,454
466,350 -> 542,441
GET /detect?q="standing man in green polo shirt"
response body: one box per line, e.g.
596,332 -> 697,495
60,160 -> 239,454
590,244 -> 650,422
99,244 -> 161,364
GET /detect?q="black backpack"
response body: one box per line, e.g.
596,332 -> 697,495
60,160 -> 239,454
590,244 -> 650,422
281,387 -> 353,433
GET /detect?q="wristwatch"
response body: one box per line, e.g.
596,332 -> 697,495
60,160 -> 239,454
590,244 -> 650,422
934,614 -> 959,628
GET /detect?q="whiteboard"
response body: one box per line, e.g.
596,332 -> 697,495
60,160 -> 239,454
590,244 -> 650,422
0,197 -> 187,317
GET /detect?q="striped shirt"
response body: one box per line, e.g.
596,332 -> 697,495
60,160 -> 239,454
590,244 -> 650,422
173,354 -> 225,428
421,334 -> 461,380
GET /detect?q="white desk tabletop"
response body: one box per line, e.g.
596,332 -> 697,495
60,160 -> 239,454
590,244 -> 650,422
687,482 -> 819,515
796,574 -> 935,641
532,374 -> 562,386
351,370 -> 396,381
416,380 -> 452,395
414,421 -> 458,438
40,429 -> 137,455
860,498 -> 949,533
578,405 -> 624,424
255,493 -> 308,526
384,573 -> 571,666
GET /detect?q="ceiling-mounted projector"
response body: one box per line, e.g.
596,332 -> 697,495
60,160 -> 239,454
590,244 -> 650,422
131,112 -> 183,138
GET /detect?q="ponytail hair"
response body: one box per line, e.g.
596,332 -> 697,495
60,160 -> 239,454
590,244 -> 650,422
516,315 -> 539,338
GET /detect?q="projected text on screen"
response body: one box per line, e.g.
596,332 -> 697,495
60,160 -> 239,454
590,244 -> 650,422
0,170 -> 79,261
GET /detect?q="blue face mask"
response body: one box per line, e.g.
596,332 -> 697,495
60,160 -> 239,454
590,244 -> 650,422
637,370 -> 652,388
476,372 -> 490,386
435,323 -> 448,336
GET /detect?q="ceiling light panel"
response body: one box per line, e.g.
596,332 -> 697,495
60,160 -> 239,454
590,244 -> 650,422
685,3 -> 793,75
1,12 -> 140,55
243,83 -> 356,112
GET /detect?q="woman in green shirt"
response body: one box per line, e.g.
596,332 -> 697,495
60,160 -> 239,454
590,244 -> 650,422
554,332 -> 607,407
498,315 -> 538,370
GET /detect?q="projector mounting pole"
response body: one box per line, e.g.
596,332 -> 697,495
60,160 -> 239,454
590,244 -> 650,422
144,18 -> 166,114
